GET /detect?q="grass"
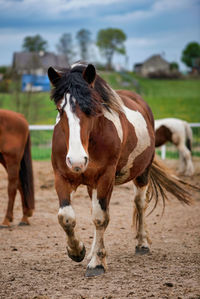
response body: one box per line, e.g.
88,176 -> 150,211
136,77 -> 200,122
0,91 -> 57,124
31,146 -> 52,160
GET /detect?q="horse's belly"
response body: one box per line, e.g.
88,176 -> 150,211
115,145 -> 154,185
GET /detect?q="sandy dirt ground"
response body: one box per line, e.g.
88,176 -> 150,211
0,158 -> 200,299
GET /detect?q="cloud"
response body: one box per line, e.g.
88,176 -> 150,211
0,0 -> 128,19
126,37 -> 157,48
104,0 -> 199,23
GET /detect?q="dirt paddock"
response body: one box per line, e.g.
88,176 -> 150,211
0,159 -> 200,299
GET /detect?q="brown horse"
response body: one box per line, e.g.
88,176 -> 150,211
48,63 -> 192,277
0,109 -> 34,227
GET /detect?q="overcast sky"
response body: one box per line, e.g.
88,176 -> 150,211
0,0 -> 200,70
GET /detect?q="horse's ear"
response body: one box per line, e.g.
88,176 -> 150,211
83,64 -> 96,85
48,67 -> 61,86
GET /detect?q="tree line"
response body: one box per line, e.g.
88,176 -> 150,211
22,28 -> 127,70
22,30 -> 200,72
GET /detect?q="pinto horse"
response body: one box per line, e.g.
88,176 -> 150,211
0,109 -> 34,227
48,63 -> 192,277
155,118 -> 194,176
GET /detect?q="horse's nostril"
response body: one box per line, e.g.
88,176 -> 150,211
74,167 -> 81,173
84,156 -> 88,166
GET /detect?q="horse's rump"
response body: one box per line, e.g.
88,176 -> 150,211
0,109 -> 35,226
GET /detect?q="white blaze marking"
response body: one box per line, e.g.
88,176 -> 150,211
121,106 -> 151,172
61,93 -> 87,165
103,110 -> 123,142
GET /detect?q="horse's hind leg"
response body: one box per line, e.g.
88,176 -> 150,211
178,144 -> 194,176
133,171 -> 151,254
178,149 -> 185,174
2,160 -> 20,227
18,185 -> 33,226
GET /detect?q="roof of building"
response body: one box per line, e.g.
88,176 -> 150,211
13,51 -> 68,71
142,54 -> 169,67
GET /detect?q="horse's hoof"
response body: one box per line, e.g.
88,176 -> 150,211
18,221 -> 30,226
0,224 -> 11,229
85,265 -> 105,277
67,245 -> 86,263
135,245 -> 150,255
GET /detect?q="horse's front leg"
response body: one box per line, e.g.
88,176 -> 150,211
55,173 -> 86,262
86,174 -> 113,277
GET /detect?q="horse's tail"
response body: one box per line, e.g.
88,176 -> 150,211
184,121 -> 193,152
19,133 -> 35,211
147,156 -> 197,214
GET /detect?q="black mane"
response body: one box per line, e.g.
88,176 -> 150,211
51,64 -> 120,116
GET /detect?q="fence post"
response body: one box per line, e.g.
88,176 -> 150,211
161,145 -> 166,160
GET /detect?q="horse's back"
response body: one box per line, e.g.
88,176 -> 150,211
116,90 -> 154,127
155,118 -> 186,144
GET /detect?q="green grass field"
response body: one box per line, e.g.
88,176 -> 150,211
100,72 -> 200,122
0,72 -> 199,160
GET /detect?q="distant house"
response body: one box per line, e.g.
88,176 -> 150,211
12,51 -> 68,75
134,55 -> 170,77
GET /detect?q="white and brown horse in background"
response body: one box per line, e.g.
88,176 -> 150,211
155,118 -> 194,176
0,110 -> 34,227
48,63 -> 192,277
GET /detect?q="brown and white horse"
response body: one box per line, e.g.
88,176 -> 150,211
48,63 -> 192,277
155,118 -> 194,176
0,109 -> 34,227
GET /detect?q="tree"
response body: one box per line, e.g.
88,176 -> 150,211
76,29 -> 92,61
170,62 -> 179,71
96,28 -> 126,69
22,34 -> 48,52
56,33 -> 75,64
181,42 -> 200,69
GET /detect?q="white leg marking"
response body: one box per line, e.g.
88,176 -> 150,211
178,144 -> 194,175
91,190 -> 105,223
87,229 -> 96,260
87,190 -> 108,269
134,184 -> 149,248
58,205 -> 76,224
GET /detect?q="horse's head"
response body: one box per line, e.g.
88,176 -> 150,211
48,63 -> 100,174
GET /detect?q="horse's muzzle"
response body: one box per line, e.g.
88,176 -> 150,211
66,156 -> 88,173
